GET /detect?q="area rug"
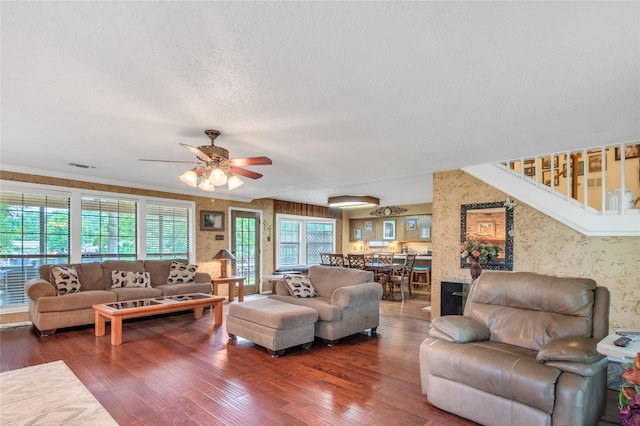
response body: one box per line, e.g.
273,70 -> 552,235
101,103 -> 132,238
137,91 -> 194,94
0,360 -> 117,426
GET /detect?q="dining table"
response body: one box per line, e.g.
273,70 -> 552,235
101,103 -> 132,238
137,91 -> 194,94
365,262 -> 403,299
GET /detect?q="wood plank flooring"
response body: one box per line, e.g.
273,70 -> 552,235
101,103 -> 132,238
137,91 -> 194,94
0,291 -> 620,425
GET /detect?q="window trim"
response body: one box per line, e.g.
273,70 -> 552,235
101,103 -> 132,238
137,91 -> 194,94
275,213 -> 336,268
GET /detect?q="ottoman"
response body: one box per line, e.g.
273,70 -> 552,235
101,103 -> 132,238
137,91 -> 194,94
226,298 -> 319,357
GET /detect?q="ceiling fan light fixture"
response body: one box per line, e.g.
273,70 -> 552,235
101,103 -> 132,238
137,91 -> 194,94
179,169 -> 199,187
198,179 -> 215,191
328,195 -> 380,209
227,175 -> 244,190
210,168 -> 228,186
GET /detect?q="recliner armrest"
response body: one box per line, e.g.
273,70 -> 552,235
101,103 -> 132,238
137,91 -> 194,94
428,316 -> 490,343
331,282 -> 383,309
536,336 -> 604,364
25,278 -> 56,300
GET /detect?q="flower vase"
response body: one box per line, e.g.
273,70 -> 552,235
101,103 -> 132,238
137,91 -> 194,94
470,257 -> 482,282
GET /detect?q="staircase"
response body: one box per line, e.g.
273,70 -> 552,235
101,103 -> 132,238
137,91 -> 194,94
462,144 -> 640,237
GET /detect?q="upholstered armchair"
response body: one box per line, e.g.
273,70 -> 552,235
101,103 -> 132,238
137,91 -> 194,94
419,271 -> 610,426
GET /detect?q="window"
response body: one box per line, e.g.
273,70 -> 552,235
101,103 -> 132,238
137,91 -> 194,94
0,189 -> 71,306
1,182 -> 195,310
146,203 -> 190,260
276,215 -> 335,267
81,196 -> 137,261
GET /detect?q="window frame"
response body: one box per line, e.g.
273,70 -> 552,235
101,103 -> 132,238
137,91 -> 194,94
275,214 -> 336,268
0,181 -> 196,313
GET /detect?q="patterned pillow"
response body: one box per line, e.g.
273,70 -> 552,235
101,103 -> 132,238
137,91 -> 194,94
51,266 -> 81,296
166,261 -> 198,284
110,271 -> 152,288
283,275 -> 317,298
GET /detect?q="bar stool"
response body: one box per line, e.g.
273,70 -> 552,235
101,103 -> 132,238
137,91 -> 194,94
411,266 -> 430,291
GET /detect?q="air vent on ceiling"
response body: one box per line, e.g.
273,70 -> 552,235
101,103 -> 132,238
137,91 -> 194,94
68,163 -> 95,169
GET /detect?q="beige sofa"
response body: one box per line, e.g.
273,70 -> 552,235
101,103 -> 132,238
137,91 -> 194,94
419,271 -> 609,426
25,259 -> 212,336
269,265 -> 381,344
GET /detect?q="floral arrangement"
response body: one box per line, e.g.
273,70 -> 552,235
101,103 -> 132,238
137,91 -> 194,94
620,352 -> 640,426
460,233 -> 501,262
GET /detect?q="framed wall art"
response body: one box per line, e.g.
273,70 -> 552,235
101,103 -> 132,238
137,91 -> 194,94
615,144 -> 640,160
382,220 -> 395,240
420,227 -> 431,239
200,210 -> 224,231
406,218 -> 417,231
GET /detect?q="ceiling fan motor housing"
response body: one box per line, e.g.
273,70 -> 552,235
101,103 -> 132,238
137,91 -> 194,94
201,129 -> 229,161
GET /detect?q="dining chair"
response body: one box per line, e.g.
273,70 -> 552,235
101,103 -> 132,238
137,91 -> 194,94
364,253 -> 374,264
347,254 -> 366,269
372,253 -> 394,285
387,254 -> 417,301
328,253 -> 345,267
319,253 -> 331,266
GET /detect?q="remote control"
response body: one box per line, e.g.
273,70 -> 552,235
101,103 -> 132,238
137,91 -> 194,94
614,336 -> 631,347
615,329 -> 640,337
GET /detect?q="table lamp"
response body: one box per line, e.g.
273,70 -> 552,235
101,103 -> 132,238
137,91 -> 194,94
213,249 -> 235,278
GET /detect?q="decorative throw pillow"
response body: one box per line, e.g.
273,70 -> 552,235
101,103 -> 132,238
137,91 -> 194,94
110,271 -> 152,288
51,266 -> 81,296
166,261 -> 198,284
283,275 -> 317,298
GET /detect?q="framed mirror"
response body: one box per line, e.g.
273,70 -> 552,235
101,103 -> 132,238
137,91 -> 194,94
460,201 -> 513,271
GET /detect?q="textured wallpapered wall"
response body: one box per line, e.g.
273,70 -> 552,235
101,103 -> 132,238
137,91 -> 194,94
431,169 -> 640,331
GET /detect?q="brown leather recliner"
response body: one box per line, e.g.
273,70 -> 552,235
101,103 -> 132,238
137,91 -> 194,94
419,271 -> 610,426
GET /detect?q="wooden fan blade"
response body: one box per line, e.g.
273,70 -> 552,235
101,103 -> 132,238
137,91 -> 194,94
230,156 -> 272,166
230,167 -> 263,179
139,159 -> 203,165
180,143 -> 213,162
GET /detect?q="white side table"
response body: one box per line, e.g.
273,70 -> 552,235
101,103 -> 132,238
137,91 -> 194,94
597,332 -> 640,389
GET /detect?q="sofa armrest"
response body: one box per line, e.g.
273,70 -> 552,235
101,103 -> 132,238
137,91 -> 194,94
428,316 -> 491,343
536,336 -> 604,364
194,272 -> 211,283
25,278 -> 56,300
331,282 -> 382,309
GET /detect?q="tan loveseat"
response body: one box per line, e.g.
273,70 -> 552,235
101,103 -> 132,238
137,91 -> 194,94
25,259 -> 212,336
269,265 -> 381,344
419,271 -> 609,426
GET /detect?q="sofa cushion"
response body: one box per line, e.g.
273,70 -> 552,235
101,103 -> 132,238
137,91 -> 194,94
307,265 -> 373,298
167,261 -> 198,284
101,260 -> 145,289
51,266 -> 81,295
283,275 -> 317,298
40,262 -> 104,291
37,290 -> 117,312
268,295 -> 342,322
466,271 -> 597,351
110,287 -> 162,301
426,339 -> 561,413
229,298 -> 318,329
110,271 -> 152,288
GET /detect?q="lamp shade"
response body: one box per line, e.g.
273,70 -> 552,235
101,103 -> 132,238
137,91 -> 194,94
212,249 -> 236,260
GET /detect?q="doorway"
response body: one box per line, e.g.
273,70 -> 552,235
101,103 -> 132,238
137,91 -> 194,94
230,209 -> 261,294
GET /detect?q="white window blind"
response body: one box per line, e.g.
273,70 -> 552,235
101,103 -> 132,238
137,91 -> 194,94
146,203 -> 190,260
0,190 -> 71,306
81,196 -> 137,261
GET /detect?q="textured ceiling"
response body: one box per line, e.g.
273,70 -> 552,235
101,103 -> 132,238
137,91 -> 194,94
1,2 -> 639,206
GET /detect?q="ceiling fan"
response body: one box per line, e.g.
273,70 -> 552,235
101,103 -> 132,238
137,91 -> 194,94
140,129 -> 272,191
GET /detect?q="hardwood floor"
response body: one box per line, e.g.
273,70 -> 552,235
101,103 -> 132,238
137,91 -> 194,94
0,290 -> 620,425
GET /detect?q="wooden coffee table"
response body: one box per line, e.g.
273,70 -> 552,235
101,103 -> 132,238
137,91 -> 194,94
92,293 -> 225,345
